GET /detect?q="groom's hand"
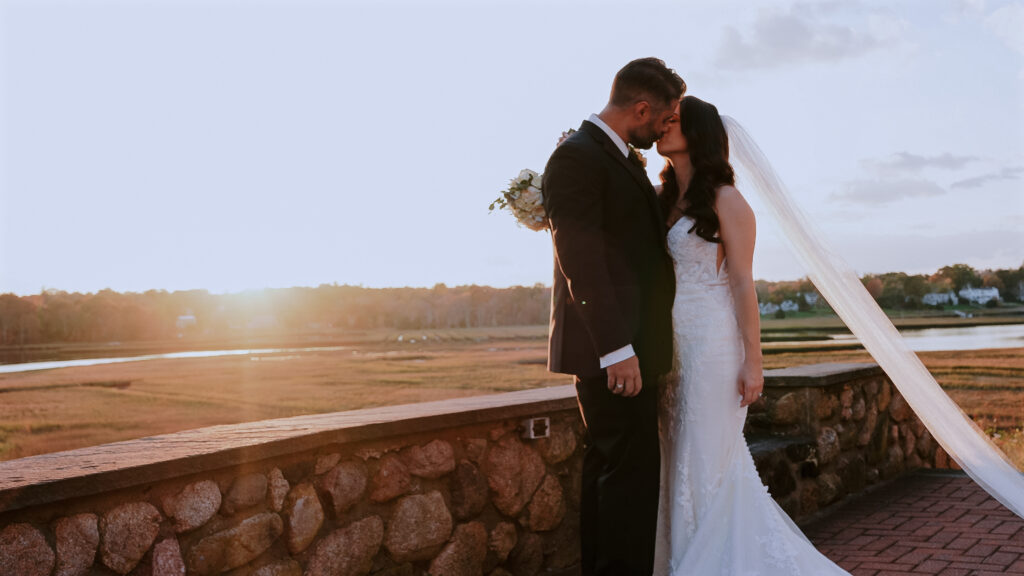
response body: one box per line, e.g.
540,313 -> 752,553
607,356 -> 642,397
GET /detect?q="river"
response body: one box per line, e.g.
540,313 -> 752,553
0,324 -> 1021,374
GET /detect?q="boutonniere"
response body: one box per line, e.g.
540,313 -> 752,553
628,144 -> 647,168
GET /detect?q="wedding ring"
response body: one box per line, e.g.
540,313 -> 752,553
615,383 -> 624,390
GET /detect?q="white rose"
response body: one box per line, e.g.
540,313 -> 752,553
518,169 -> 537,184
531,173 -> 543,187
521,186 -> 541,205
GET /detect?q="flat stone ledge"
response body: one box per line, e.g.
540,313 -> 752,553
0,386 -> 578,514
765,362 -> 882,388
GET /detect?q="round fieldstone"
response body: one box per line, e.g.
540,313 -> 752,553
814,393 -> 839,420
268,467 -> 290,512
370,454 -> 412,503
55,513 -> 98,576
166,480 -> 221,532
320,461 -> 368,515
817,472 -> 844,505
488,522 -> 517,563
428,522 -> 487,576
536,421 -> 577,464
463,438 -> 487,463
450,460 -> 489,520
306,516 -> 384,576
840,387 -> 854,409
771,392 -> 802,426
890,392 -> 912,422
0,523 -> 55,576
316,452 -> 342,475
836,422 -> 858,450
522,474 -> 565,532
384,491 -> 453,563
224,472 -> 268,515
852,396 -> 866,421
100,502 -> 161,575
483,435 -> 546,517
402,439 -> 456,479
901,426 -> 917,458
800,484 -> 820,515
877,380 -> 892,411
152,537 -> 186,576
186,512 -> 283,576
857,404 -> 879,447
816,427 -> 840,465
508,532 -> 543,576
284,482 -> 324,554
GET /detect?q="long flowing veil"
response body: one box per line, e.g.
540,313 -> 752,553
721,116 -> 1024,519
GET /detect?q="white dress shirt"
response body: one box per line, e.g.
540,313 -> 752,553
586,114 -> 636,369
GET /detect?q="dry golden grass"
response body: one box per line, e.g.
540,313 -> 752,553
1,331 -> 1021,472
0,339 -> 567,461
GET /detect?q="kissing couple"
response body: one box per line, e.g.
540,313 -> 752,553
542,57 -> 852,576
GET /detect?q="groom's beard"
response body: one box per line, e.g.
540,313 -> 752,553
630,123 -> 662,150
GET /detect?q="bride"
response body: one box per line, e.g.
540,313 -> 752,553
651,95 -> 851,575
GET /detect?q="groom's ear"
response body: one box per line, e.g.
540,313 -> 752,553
632,100 -> 652,121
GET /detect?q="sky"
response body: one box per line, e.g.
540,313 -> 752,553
0,0 -> 1021,295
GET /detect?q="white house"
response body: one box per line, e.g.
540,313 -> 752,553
802,292 -> 820,306
923,291 -> 958,306
958,285 -> 1000,305
780,300 -> 800,312
759,302 -> 780,316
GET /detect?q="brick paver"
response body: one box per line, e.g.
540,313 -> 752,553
804,470 -> 1024,575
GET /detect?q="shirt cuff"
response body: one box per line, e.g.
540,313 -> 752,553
599,344 -> 635,369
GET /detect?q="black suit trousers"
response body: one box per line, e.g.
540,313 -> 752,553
575,370 -> 661,576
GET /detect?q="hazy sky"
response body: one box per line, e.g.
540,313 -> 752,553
1,0 -> 1021,295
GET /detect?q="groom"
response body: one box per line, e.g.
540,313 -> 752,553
543,58 -> 683,576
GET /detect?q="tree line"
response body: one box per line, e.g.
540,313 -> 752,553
0,264 -> 1020,346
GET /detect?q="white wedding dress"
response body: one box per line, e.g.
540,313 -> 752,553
653,215 -> 850,576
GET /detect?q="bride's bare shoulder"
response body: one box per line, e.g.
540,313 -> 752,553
715,185 -> 754,218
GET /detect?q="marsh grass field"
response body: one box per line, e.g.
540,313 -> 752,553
0,323 -> 1021,469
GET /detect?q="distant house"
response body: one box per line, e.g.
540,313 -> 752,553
802,292 -> 820,306
780,300 -> 800,312
958,285 -> 1000,305
759,302 -> 780,316
923,291 -> 958,306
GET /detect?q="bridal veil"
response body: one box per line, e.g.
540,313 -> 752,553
721,116 -> 1024,519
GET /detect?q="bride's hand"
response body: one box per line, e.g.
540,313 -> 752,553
738,362 -> 764,407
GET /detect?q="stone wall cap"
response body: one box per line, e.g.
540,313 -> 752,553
765,362 -> 882,387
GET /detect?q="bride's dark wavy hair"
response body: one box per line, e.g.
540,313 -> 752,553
659,96 -> 735,244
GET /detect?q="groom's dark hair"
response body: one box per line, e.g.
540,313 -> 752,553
610,57 -> 685,110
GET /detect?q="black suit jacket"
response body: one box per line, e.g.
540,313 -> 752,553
543,120 -> 676,379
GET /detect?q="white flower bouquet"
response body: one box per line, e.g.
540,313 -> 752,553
489,129 -> 579,232
489,168 -> 548,231
489,128 -> 647,232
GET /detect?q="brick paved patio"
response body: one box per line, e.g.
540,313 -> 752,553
804,470 -> 1024,575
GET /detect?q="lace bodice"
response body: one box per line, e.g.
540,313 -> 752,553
666,216 -> 728,289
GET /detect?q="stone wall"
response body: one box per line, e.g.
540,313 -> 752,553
744,362 -> 953,521
0,363 -> 948,576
